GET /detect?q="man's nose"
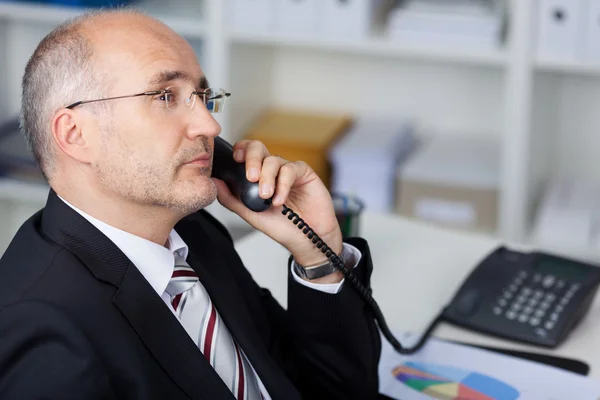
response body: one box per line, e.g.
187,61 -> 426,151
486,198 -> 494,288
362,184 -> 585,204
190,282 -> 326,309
185,105 -> 222,139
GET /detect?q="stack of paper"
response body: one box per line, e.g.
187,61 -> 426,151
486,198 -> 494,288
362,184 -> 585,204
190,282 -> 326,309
532,177 -> 600,251
328,116 -> 417,213
386,0 -> 504,49
379,331 -> 600,399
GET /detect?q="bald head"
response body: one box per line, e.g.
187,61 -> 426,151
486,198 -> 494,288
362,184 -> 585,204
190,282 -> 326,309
20,8 -> 186,181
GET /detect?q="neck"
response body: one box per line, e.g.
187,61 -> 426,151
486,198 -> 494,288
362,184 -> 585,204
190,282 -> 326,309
55,185 -> 181,247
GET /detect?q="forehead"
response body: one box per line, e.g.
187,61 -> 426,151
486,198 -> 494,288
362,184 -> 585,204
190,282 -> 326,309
86,15 -> 203,90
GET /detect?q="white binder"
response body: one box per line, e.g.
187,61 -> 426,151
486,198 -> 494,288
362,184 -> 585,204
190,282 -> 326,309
583,0 -> 600,62
272,0 -> 320,38
535,0 -> 586,60
229,0 -> 274,35
321,0 -> 373,39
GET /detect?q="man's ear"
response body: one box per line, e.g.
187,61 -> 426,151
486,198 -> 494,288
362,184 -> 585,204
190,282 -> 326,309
51,109 -> 94,164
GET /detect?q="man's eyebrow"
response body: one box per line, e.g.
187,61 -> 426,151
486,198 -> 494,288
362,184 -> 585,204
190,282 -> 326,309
149,70 -> 210,90
199,76 -> 210,90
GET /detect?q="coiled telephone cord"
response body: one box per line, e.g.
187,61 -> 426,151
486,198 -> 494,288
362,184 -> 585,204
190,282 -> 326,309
281,204 -> 445,355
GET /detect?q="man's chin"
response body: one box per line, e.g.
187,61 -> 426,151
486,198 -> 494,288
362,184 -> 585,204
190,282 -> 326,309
171,178 -> 218,214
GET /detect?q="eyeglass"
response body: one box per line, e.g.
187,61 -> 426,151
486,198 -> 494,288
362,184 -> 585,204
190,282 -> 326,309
65,86 -> 231,113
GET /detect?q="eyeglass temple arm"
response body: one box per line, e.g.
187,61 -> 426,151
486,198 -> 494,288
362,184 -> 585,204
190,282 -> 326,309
65,91 -> 165,109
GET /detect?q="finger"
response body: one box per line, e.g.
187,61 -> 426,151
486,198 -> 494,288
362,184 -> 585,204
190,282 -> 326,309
272,161 -> 306,206
244,140 -> 270,182
231,139 -> 251,162
212,178 -> 250,217
258,156 -> 286,199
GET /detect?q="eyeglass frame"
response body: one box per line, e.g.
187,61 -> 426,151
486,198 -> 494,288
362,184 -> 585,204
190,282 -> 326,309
64,87 -> 231,111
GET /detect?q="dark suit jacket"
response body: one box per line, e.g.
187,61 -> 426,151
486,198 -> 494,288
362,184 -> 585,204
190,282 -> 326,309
0,190 -> 382,399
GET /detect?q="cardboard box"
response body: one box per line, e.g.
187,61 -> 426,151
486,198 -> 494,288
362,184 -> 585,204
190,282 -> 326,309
243,109 -> 352,189
396,135 -> 500,233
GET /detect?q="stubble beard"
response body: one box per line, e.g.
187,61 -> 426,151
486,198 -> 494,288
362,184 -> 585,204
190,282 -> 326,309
97,132 -> 218,215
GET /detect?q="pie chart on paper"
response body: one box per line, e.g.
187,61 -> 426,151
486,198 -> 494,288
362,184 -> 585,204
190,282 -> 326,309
392,361 -> 520,400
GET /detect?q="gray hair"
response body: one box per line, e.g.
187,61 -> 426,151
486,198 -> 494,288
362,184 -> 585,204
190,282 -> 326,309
20,7 -> 142,181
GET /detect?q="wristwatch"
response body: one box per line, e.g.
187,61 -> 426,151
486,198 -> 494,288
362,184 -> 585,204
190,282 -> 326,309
293,252 -> 343,280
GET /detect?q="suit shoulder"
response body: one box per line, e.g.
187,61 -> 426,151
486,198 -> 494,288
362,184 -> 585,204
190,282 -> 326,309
0,212 -> 67,306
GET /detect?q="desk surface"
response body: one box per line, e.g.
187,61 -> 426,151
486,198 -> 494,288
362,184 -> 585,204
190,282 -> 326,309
233,211 -> 600,381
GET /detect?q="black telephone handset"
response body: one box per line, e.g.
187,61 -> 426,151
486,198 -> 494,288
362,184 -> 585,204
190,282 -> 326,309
211,136 -> 434,355
443,246 -> 600,348
212,137 -> 272,212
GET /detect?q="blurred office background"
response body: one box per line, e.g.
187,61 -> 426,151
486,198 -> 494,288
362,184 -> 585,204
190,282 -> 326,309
1,0 -> 599,261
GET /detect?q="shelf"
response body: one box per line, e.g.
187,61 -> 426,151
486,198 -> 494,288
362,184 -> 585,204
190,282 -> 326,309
0,1 -> 205,39
0,177 -> 49,204
230,31 -> 507,68
535,56 -> 600,77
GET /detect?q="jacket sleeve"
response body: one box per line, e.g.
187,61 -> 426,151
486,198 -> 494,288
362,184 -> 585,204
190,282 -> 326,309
196,210 -> 382,399
0,300 -> 115,400
285,237 -> 382,399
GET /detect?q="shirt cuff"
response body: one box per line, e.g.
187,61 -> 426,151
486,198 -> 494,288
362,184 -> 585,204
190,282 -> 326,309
290,243 -> 361,294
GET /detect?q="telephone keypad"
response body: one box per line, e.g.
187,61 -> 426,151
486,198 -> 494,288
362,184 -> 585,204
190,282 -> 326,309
493,269 -> 579,333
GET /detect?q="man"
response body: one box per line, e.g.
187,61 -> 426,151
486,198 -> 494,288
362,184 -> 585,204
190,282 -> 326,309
0,8 -> 381,400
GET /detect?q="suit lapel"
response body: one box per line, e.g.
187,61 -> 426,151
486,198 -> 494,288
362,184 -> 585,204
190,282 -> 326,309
113,265 -> 234,399
41,191 -> 234,400
180,222 -> 302,400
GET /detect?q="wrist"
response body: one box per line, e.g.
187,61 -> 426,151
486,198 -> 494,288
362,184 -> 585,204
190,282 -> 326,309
290,233 -> 343,267
293,246 -> 344,281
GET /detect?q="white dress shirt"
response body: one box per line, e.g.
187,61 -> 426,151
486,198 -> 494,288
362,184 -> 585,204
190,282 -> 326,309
58,197 -> 362,398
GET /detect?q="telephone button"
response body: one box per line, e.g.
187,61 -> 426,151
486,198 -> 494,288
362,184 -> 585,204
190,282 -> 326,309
493,306 -> 503,315
530,317 -> 541,326
527,298 -> 539,307
556,280 -> 565,289
518,270 -> 528,279
555,305 -> 564,313
542,275 -> 556,289
535,328 -> 547,337
518,314 -> 529,323
456,289 -> 480,316
545,321 -> 555,330
534,309 -> 546,318
506,311 -> 517,320
515,295 -> 527,304
497,298 -> 508,307
521,287 -> 532,296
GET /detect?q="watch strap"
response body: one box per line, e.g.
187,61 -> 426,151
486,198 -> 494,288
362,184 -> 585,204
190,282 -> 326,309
294,253 -> 343,280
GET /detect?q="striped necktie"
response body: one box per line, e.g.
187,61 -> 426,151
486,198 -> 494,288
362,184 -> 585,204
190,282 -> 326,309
166,258 -> 263,400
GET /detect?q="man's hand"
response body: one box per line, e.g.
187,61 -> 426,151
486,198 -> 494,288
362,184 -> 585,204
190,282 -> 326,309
211,139 -> 343,273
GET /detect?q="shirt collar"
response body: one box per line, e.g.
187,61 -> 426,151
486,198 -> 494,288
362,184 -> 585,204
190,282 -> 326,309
58,195 -> 189,298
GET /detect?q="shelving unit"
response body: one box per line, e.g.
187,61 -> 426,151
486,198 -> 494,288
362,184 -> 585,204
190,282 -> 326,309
1,0 -> 600,261
229,31 -> 508,68
0,1 -> 206,37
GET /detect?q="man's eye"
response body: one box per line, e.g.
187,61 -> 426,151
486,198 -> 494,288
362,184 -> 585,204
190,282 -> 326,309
157,92 -> 174,102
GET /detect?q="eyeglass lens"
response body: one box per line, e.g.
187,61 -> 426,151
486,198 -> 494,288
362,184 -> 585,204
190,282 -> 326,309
164,87 -> 227,113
